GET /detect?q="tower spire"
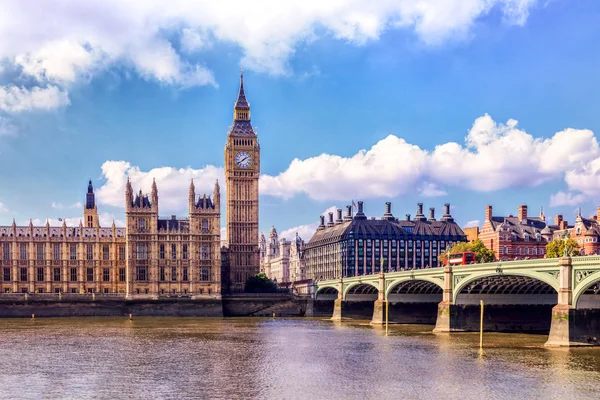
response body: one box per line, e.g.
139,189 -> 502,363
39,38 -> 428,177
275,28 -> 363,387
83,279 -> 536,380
86,179 -> 95,209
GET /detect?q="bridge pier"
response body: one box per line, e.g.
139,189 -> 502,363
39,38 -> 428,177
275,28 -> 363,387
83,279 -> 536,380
433,266 -> 459,332
331,278 -> 343,321
371,273 -> 386,325
545,257 -> 588,346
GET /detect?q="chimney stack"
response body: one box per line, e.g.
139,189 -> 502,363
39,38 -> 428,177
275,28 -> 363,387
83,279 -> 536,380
560,220 -> 568,230
406,214 -> 411,221
415,203 -> 426,221
382,202 -> 394,220
429,207 -> 436,221
485,205 -> 493,221
345,205 -> 352,221
555,214 -> 563,226
596,206 -> 600,222
444,203 -> 450,216
336,209 -> 343,223
354,201 -> 366,219
318,215 -> 325,230
518,205 -> 528,221
327,212 -> 334,227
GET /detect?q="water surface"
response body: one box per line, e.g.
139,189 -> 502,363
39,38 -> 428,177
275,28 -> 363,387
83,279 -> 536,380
1,317 -> 599,399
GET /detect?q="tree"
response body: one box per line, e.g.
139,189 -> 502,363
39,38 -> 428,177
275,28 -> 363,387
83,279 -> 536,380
546,238 -> 580,258
448,239 -> 496,263
244,273 -> 278,293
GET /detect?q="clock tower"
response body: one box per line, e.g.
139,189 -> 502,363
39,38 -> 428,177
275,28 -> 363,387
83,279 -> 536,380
224,71 -> 261,292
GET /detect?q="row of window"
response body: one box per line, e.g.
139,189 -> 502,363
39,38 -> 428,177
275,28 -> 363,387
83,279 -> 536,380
500,247 -> 545,255
1,243 -> 126,261
137,218 -> 210,232
0,266 -> 212,282
134,243 -> 211,260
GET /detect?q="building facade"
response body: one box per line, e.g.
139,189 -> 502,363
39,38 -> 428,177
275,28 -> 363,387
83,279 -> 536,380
0,73 -> 260,296
305,201 -> 466,281
259,227 -> 306,285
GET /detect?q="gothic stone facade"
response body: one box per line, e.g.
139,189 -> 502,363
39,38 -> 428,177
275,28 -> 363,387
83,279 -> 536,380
259,227 -> 306,285
0,73 -> 260,295
305,201 -> 466,281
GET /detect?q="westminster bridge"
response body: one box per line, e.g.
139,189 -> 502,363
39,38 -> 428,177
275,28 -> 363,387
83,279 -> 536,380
312,256 -> 600,346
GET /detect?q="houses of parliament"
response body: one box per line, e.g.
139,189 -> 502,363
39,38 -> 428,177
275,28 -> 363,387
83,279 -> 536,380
0,73 -> 260,296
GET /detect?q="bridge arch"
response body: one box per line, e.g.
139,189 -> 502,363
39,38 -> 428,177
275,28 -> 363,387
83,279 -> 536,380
385,277 -> 444,299
453,272 -> 559,304
343,282 -> 378,300
315,285 -> 338,300
573,271 -> 600,308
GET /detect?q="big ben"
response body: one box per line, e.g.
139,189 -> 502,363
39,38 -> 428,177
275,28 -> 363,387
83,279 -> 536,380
224,71 -> 260,292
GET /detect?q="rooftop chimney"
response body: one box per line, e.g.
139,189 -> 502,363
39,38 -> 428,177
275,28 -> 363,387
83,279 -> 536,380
485,205 -> 492,221
555,214 -> 563,226
382,202 -> 394,220
327,212 -> 334,227
336,209 -> 343,224
318,215 -> 325,230
560,220 -> 568,230
345,205 -> 353,221
414,203 -> 426,221
406,214 -> 411,221
354,201 -> 367,220
441,203 -> 454,222
597,206 -> 600,222
518,205 -> 528,221
429,207 -> 436,221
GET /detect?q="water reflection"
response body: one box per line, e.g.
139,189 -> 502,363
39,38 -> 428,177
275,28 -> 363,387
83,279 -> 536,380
1,317 -> 599,399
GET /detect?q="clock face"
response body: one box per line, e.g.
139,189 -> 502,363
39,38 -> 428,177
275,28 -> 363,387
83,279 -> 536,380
235,151 -> 252,169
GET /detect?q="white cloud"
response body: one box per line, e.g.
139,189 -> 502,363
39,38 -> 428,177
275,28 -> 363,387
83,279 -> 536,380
0,0 -> 538,89
261,114 -> 600,201
0,202 -> 8,212
96,160 -> 224,212
51,201 -> 83,210
463,220 -> 480,228
0,85 -> 70,112
549,191 -> 585,207
260,135 -> 428,200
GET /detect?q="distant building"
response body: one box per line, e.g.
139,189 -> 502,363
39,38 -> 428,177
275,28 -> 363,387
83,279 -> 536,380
305,201 -> 467,281
259,227 -> 306,285
555,208 -> 600,255
463,226 -> 479,242
479,205 -> 563,260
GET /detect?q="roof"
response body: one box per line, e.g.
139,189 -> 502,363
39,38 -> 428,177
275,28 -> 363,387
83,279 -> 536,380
489,216 -> 548,239
235,73 -> 250,110
307,217 -> 466,248
229,119 -> 256,137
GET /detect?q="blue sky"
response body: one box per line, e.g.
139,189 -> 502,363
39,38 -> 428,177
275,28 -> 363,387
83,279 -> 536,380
1,0 -> 600,240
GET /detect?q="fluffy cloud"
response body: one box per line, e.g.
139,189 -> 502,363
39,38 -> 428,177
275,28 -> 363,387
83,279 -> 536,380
0,202 -> 8,212
0,85 -> 70,112
0,0 -> 537,90
96,160 -> 223,212
261,114 -> 600,201
549,191 -> 586,207
260,135 -> 428,200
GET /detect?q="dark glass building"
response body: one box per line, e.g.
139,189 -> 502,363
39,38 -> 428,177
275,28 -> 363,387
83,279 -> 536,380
305,201 -> 467,281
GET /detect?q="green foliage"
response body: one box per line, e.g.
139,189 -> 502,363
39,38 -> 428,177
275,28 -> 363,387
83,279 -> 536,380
244,273 -> 278,293
546,238 -> 580,258
448,239 -> 496,263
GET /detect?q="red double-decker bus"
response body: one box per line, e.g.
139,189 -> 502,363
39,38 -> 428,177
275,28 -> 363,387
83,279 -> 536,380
443,252 -> 476,266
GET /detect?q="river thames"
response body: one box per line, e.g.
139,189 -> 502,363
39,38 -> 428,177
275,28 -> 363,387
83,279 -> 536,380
1,317 -> 599,399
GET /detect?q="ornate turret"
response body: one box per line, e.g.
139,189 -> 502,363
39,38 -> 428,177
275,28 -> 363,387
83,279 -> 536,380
151,178 -> 158,209
84,179 -> 100,228
189,179 -> 195,210
213,180 -> 220,210
126,177 -> 133,209
228,69 -> 255,137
